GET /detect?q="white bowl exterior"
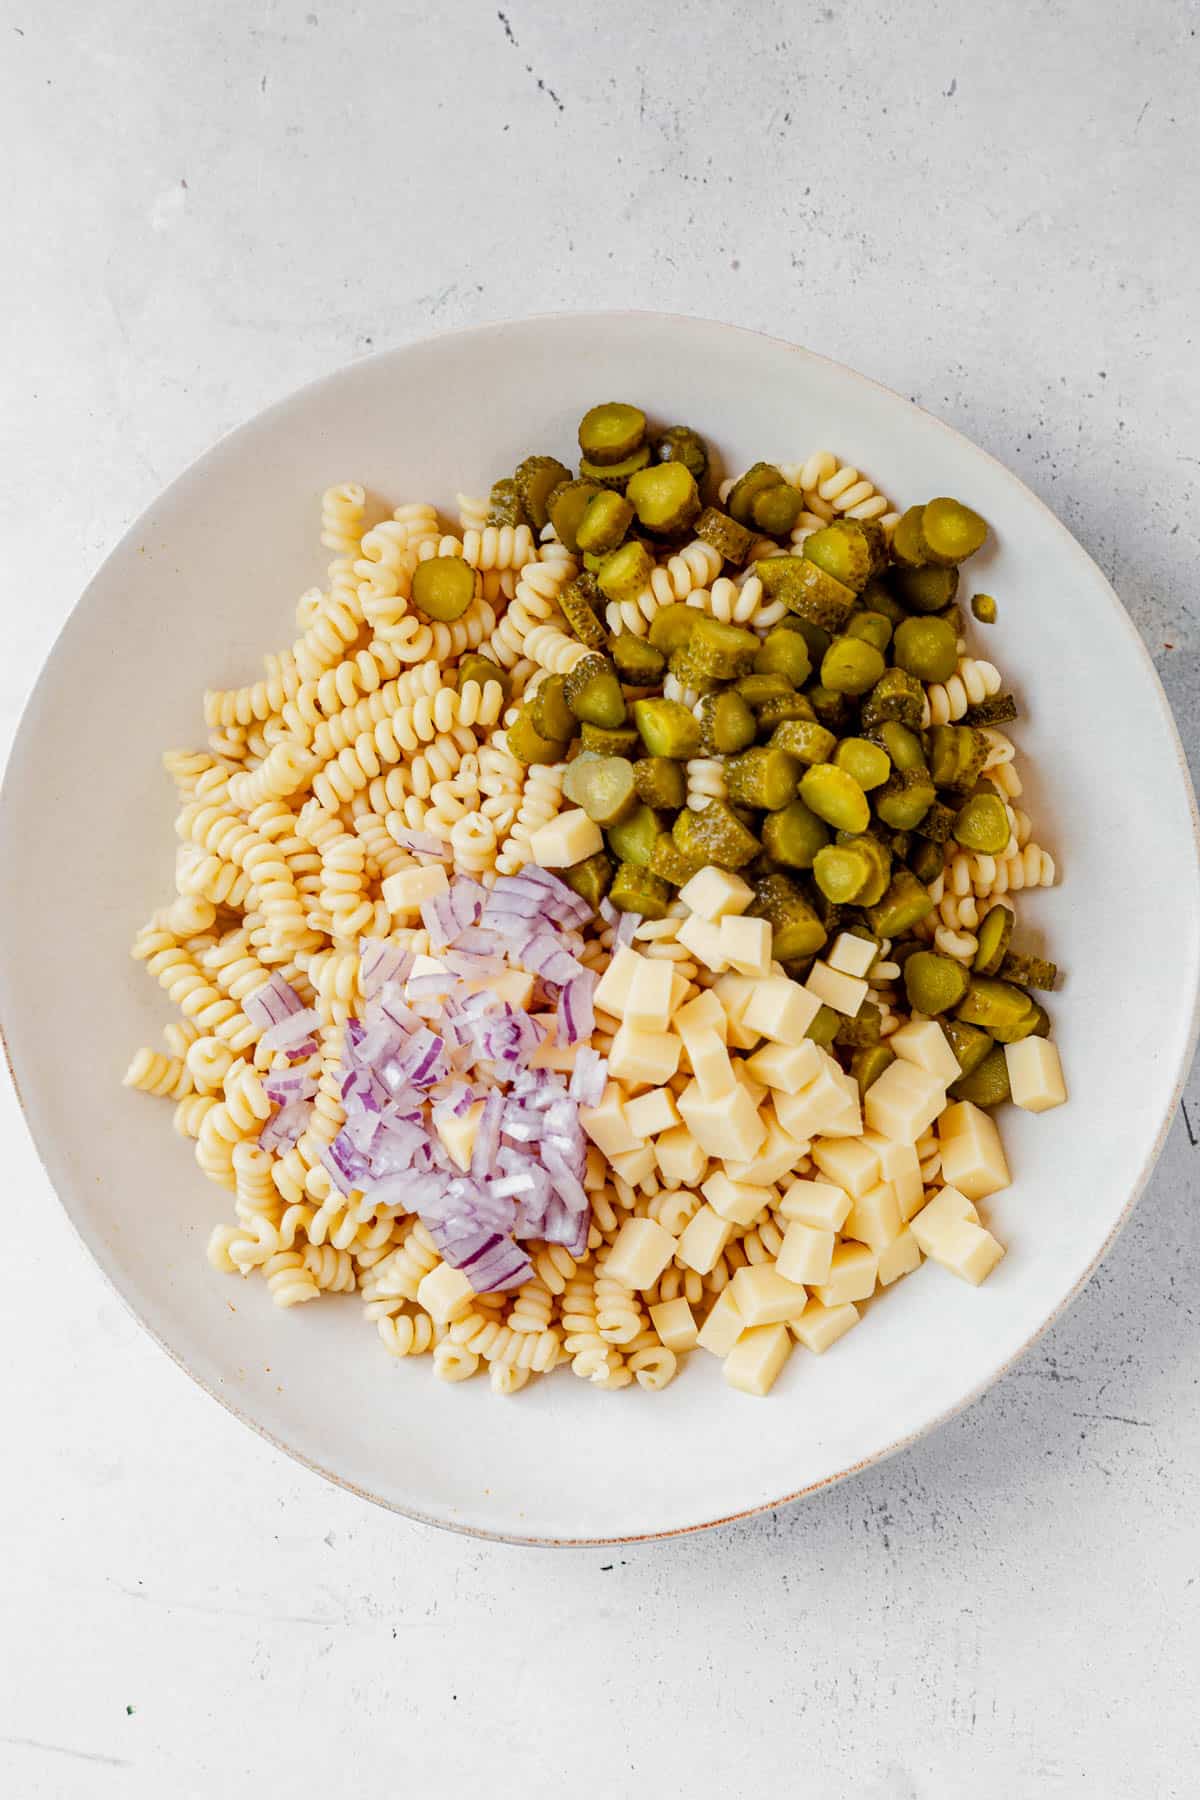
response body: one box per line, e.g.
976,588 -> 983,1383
2,314 -> 1197,1542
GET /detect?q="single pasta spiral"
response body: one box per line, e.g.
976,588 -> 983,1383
686,573 -> 785,632
462,523 -> 536,572
123,1048 -> 193,1100
488,551 -> 579,668
922,658 -> 1003,726
686,757 -> 727,811
522,622 -> 593,676
320,483 -> 367,555
604,538 -> 722,636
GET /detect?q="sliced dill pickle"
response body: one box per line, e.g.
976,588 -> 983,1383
955,976 -> 1037,1042
929,724 -> 989,791
410,555 -> 478,622
606,804 -> 663,868
564,657 -> 627,729
921,497 -> 989,566
972,903 -> 1014,975
647,601 -> 701,655
653,425 -> 709,487
596,539 -> 654,603
562,754 -> 637,827
683,617 -> 760,679
695,506 -> 753,563
633,697 -> 701,759
859,577 -> 907,626
673,800 -> 760,871
806,685 -> 853,732
890,505 -> 931,568
751,483 -> 804,536
893,615 -> 959,683
610,632 -> 666,685
860,667 -> 925,731
755,627 -> 812,684
558,573 -> 608,648
727,462 -> 786,527
781,616 -> 832,663
579,446 -> 653,491
821,635 -> 886,696
940,1018 -> 993,1077
804,524 -> 873,594
874,768 -> 936,830
852,1044 -> 895,1097
950,1044 -> 1011,1106
457,653 -> 510,700
963,694 -> 1019,728
666,647 -> 721,694
768,718 -> 837,765
846,610 -> 893,653
758,692 -> 818,728
971,593 -> 998,625
626,462 -> 701,535
548,478 -> 602,552
864,869 -> 935,938
582,551 -> 606,574
813,843 -> 874,905
726,746 -> 801,810
561,849 -> 614,911
806,1004 -> 841,1047
697,690 -> 757,756
761,798 -> 830,869
530,673 -> 575,743
834,833 -> 889,905
633,756 -> 687,810
904,951 -> 969,1016
954,793 -> 1011,855
649,833 -> 704,887
876,720 -> 926,772
736,672 -> 794,709
836,1002 -> 882,1048
579,722 -> 640,756
1000,951 -> 1058,991
748,873 -> 828,960
1030,1003 -> 1052,1038
578,403 -> 647,467
800,765 -> 871,834
892,563 -> 960,614
755,557 -> 857,632
908,837 -> 945,884
486,477 -> 526,528
576,489 -> 635,554
609,861 -> 671,919
514,456 -> 572,531
834,737 -> 891,792
508,705 -> 568,767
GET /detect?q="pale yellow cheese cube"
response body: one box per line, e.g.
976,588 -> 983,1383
791,1297 -> 860,1353
702,1170 -> 768,1227
864,1058 -> 946,1143
689,1029 -> 737,1102
911,1190 -> 1004,1285
696,1286 -> 744,1356
743,1038 -> 822,1093
731,1263 -> 809,1327
843,1180 -> 902,1251
718,913 -> 773,978
649,1296 -> 699,1352
711,973 -> 756,1022
679,865 -> 754,921
723,1322 -> 792,1396
674,989 -> 727,1047
677,1203 -> 735,1275
406,952 -> 448,992
774,1058 -> 861,1142
826,931 -> 878,978
623,1087 -> 680,1139
912,1184 -> 978,1232
778,1177 -> 852,1231
593,945 -> 642,1019
624,957 -> 675,1032
862,1132 -> 924,1220
776,1221 -> 835,1286
804,961 -> 868,1018
1005,1038 -> 1068,1113
724,1119 -> 807,1187
604,1217 -> 678,1291
527,1012 -> 578,1073
608,1023 -> 682,1088
888,1017 -> 961,1087
876,1227 -> 922,1287
382,863 -> 449,916
676,914 -> 730,973
938,1101 -> 1011,1201
459,966 -> 536,1011
815,1241 -> 878,1306
668,969 -> 691,1015
608,1144 -> 658,1188
811,1134 -> 880,1199
677,1077 -> 766,1163
416,1262 -> 475,1324
742,975 -> 822,1047
579,1081 -> 641,1157
529,807 -> 603,868
434,1099 -> 485,1172
655,1125 -> 708,1187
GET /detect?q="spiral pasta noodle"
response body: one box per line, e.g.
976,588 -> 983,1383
922,658 -> 1003,726
686,757 -> 727,811
320,483 -> 368,556
495,761 -> 566,876
487,549 -> 578,668
603,538 -> 722,636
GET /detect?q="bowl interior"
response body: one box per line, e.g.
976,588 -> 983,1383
2,313 -> 1197,1542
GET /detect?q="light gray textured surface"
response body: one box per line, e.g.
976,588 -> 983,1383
1,1 -> 1198,1793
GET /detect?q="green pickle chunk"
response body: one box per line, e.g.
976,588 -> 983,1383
486,478 -> 526,528
683,617 -> 760,679
904,951 -> 970,1017
972,903 -> 1014,975
562,754 -> 636,827
755,627 -> 812,684
769,718 -> 837,765
627,462 -> 701,535
799,764 -> 871,834
749,873 -> 828,960
653,425 -> 709,487
846,611 -> 893,654
610,632 -> 666,685
761,798 -> 831,869
726,746 -> 800,810
921,497 -> 989,565
893,615 -> 959,682
410,556 -> 478,622
971,593 -> 998,625
530,673 -> 575,742
547,479 -> 602,553
564,656 -> 626,729
597,540 -> 654,604
833,738 -> 891,792
508,705 -> 568,767
515,456 -> 572,531
579,722 -> 640,756
865,869 -> 936,937
890,505 -> 932,568
893,563 -> 960,614
561,849 -> 614,911
609,862 -> 671,919
578,403 -> 647,467
803,524 -> 873,594
751,483 -> 804,536
953,793 -> 1011,854
576,490 -> 634,555
558,574 -> 608,648
727,463 -> 786,526
633,756 -> 686,810
874,768 -> 936,830
697,690 -> 757,756
457,653 -> 509,700
813,843 -> 875,904
756,557 -> 857,632
647,601 -> 700,655
955,977 -> 1039,1042
695,506 -> 752,564
633,697 -> 701,759
852,1044 -> 895,1097
606,804 -> 662,868
821,635 -> 887,696
950,1045 -> 1011,1107
940,1018 -> 993,1078
673,801 -> 760,870
1000,951 -> 1059,991
579,446 -> 653,490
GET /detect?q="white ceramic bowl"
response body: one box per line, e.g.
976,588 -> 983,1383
3,314 -> 1197,1543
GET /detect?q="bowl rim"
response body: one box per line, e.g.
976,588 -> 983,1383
3,307 -> 1199,1545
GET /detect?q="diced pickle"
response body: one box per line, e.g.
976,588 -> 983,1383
806,684 -> 854,732
633,698 -> 701,759
547,478 -> 602,553
486,477 -> 526,528
860,667 -> 925,730
813,843 -> 875,904
836,1002 -> 883,1048
755,557 -> 857,631
908,837 -> 945,885
846,610 -> 893,653
953,793 -> 1011,854
761,798 -> 831,869
695,505 -> 753,564
955,977 -> 1038,1042
736,672 -> 794,709
647,601 -> 701,654
558,573 -> 608,648
597,540 -> 655,603
577,403 -> 647,467
610,632 -> 666,685
530,673 -> 575,743
562,754 -> 637,827
682,617 -> 760,679
892,563 -> 960,614
806,1005 -> 841,1048
410,556 -> 479,622
768,718 -> 837,765
561,849 -> 614,911
972,902 -> 1014,975
579,722 -> 640,756
757,692 -> 818,729
834,737 -> 891,792
949,1045 -> 1011,1107
626,462 -> 701,535
673,801 -> 760,870
653,425 -> 709,487
920,497 -> 989,565
515,456 -> 572,531
576,490 -> 635,555
579,446 -> 653,490
727,462 -> 786,526
835,831 -> 891,906
633,756 -> 687,810
564,656 -> 626,729
940,1018 -> 993,1078
877,721 -> 927,773
893,615 -> 959,682
874,768 -> 936,831
821,635 -> 886,695
971,593 -> 998,625
1000,951 -> 1059,991
963,694 -> 1019,728
609,862 -> 671,919
726,746 -> 801,811
799,764 -> 871,834
904,951 -> 970,1016
865,869 -> 936,937
890,505 -> 931,568
457,653 -> 510,700
749,873 -> 828,960
508,705 -> 568,767
649,833 -> 704,887
697,690 -> 757,756
755,627 -> 812,684
852,1044 -> 896,1097
859,577 -> 908,626
751,483 -> 804,536
915,798 -> 957,842
803,523 -> 873,594
606,804 -> 663,868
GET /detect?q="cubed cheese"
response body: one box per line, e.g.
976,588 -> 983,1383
815,1241 -> 878,1306
434,1099 -> 485,1172
724,1322 -> 792,1395
804,961 -> 868,1018
592,945 -> 642,1019
624,957 -> 675,1032
826,931 -> 878,978
911,1186 -> 1004,1285
843,1179 -> 903,1251
774,1058 -> 862,1142
696,1286 -> 744,1356
649,1296 -> 699,1352
529,807 -> 603,868
938,1100 -> 1011,1200
608,1023 -> 682,1087
742,975 -> 822,1047
604,1217 -> 678,1291
579,1082 -> 641,1157
731,1263 -> 810,1327
791,1297 -> 860,1353
416,1262 -> 475,1324
743,1038 -> 823,1094
676,914 -> 730,973
655,1125 -> 708,1187
876,1227 -> 922,1287
677,1203 -> 735,1275
689,1029 -> 737,1102
778,1177 -> 852,1231
776,1221 -> 835,1286
382,863 -> 449,916
724,1119 -> 807,1187
677,1077 -> 766,1164
608,1144 -> 658,1189
527,1012 -> 578,1073
718,913 -> 773,978
623,1087 -> 680,1139
864,1058 -> 946,1143
674,990 -> 727,1047
1005,1038 -> 1068,1113
702,1170 -> 768,1227
810,1134 -> 880,1199
679,866 -> 754,921
459,967 -> 535,1010
888,1018 -> 961,1087
862,1132 -> 924,1220
668,969 -> 691,1014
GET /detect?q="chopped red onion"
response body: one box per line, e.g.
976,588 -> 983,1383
243,973 -> 306,1031
260,1100 -> 309,1153
359,938 -> 414,999
615,910 -> 640,946
263,1071 -> 319,1105
258,1006 -> 321,1054
568,1047 -> 607,1109
388,827 -> 453,860
557,970 -> 596,1046
420,891 -> 460,950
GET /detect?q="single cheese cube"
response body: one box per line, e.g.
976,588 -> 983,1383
689,1030 -> 737,1102
649,1296 -> 699,1352
579,1081 -> 641,1157
604,1217 -> 678,1291
743,1038 -> 822,1094
826,931 -> 878,978
608,1023 -> 682,1087
888,1017 -> 961,1087
862,1132 -> 924,1220
677,1078 -> 766,1164
609,1144 -> 657,1189
718,913 -> 772,978
811,1134 -> 880,1199
911,1190 -> 1004,1286
774,1059 -> 861,1142
676,914 -> 730,973
804,961 -> 868,1018
382,863 -> 449,916
938,1101 -> 1011,1201
416,1262 -> 475,1324
623,1087 -> 680,1139
778,1177 -> 852,1231
434,1099 -> 485,1172
668,969 -> 691,1014
624,957 -> 675,1032
677,1203 -> 735,1275
876,1227 -> 922,1287
696,1286 -> 744,1356
655,1125 -> 708,1187
815,1241 -> 878,1306
593,945 -> 642,1019
731,1263 -> 809,1327
725,1119 -> 807,1187
459,966 -> 536,1010
742,975 -> 822,1047
679,865 -> 754,921
1005,1038 -> 1068,1113
843,1179 -> 902,1251
702,1170 -> 768,1227
791,1297 -> 860,1354
912,1184 -> 977,1232
529,807 -> 603,868
864,1058 -> 946,1143
724,1322 -> 792,1396
674,989 -> 727,1047
776,1221 -> 835,1286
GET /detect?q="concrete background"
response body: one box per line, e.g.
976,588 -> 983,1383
2,1 -> 1198,1793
